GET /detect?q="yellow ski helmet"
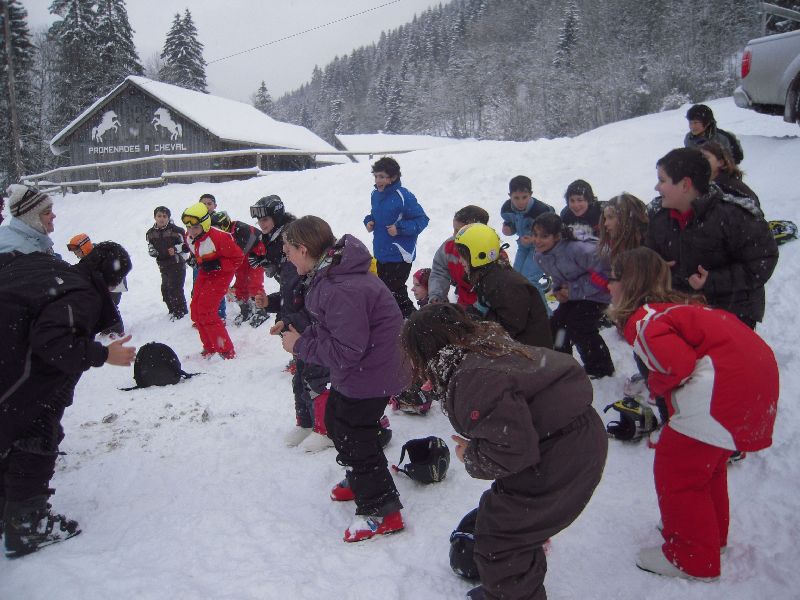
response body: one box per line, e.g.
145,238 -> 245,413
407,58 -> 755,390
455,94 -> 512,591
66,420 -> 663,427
454,223 -> 501,267
181,202 -> 211,233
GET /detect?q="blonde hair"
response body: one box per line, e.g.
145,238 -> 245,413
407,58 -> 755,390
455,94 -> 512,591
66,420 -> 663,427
598,193 -> 649,262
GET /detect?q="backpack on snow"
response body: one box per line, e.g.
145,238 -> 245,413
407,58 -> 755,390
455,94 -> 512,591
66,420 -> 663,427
120,342 -> 200,391
717,128 -> 744,164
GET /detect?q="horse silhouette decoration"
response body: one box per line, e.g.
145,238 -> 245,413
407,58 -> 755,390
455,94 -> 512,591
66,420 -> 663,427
152,108 -> 183,140
91,110 -> 121,143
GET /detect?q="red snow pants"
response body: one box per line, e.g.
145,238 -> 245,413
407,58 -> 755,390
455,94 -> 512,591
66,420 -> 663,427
232,261 -> 264,301
191,269 -> 236,353
654,426 -> 734,578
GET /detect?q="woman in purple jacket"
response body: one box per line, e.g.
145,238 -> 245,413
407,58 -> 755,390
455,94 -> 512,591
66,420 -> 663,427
279,216 -> 407,542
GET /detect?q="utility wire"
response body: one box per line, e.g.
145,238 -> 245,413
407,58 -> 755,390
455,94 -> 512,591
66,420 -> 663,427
207,0 -> 401,65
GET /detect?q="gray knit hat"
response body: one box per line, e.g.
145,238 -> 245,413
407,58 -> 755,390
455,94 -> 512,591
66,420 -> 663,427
7,184 -> 53,234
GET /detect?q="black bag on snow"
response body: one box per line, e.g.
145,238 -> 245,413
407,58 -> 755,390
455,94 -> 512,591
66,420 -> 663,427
121,342 -> 199,390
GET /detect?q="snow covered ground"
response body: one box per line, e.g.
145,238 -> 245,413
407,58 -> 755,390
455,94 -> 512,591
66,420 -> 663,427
3,98 -> 799,599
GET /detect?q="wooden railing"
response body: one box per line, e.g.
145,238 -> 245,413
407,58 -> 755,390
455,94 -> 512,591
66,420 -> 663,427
21,147 -> 410,194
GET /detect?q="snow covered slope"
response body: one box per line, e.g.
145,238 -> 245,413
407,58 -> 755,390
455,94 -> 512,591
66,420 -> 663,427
3,98 -> 799,600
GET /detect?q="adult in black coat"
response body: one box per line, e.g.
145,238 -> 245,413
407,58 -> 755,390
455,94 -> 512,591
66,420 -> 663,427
0,243 -> 135,557
647,148 -> 778,328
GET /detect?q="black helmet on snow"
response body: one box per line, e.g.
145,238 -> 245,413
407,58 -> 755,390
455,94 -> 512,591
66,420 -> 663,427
250,195 -> 284,221
392,436 -> 449,484
449,508 -> 479,580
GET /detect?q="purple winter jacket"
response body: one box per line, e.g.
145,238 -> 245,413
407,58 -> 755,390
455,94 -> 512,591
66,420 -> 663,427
294,234 -> 408,399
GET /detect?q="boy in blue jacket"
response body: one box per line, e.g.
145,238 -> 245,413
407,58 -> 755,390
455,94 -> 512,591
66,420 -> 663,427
364,157 -> 429,318
501,175 -> 554,307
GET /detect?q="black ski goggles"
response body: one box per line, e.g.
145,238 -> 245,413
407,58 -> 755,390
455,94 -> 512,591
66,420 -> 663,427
182,213 -> 208,227
250,205 -> 273,219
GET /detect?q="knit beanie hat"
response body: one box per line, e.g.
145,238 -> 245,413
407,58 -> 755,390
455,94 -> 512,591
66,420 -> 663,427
7,184 -> 53,234
413,268 -> 431,289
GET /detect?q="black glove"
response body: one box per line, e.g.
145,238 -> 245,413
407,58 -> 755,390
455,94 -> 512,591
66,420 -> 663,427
248,253 -> 265,269
201,258 -> 221,272
263,263 -> 278,279
185,254 -> 197,268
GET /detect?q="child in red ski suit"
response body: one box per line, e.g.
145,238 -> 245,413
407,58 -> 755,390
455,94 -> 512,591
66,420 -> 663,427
182,202 -> 243,358
608,247 -> 779,581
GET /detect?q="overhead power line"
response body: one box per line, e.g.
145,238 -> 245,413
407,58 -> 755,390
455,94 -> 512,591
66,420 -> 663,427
207,0 -> 402,65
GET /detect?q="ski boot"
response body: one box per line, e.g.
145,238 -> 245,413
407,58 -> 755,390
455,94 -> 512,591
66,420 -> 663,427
4,495 -> 80,558
343,511 -> 404,543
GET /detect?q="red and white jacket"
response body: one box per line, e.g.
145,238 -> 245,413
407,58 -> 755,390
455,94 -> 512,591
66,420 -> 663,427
624,303 -> 778,452
186,227 -> 243,276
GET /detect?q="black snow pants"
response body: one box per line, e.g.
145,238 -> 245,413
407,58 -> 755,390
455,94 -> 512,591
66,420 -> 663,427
0,375 -> 79,502
324,389 -> 402,517
474,409 -> 608,600
376,261 -> 416,319
550,300 -> 614,378
160,261 -> 188,317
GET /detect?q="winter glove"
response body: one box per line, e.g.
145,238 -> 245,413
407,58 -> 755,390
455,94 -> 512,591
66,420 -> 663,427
263,263 -> 278,279
247,253 -> 265,269
148,243 -> 159,258
201,258 -> 221,273
185,254 -> 197,268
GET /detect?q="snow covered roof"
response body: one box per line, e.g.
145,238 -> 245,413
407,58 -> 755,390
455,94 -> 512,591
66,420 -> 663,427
336,133 -> 469,160
50,76 -> 348,164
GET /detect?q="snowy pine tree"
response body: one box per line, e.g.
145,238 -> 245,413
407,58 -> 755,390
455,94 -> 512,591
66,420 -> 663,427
0,0 -> 37,185
95,0 -> 142,93
252,81 -> 273,114
159,9 -> 207,92
48,0 -> 101,145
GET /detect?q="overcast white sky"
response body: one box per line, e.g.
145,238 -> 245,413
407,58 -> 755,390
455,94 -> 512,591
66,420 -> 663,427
21,0 -> 449,103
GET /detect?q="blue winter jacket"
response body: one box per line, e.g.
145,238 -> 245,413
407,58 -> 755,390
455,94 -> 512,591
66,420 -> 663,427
500,197 -> 554,239
535,239 -> 610,304
0,217 -> 54,254
364,179 -> 429,263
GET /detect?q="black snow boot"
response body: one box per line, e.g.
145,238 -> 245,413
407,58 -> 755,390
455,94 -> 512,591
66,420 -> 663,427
4,495 -> 80,558
234,299 -> 254,326
249,307 -> 271,328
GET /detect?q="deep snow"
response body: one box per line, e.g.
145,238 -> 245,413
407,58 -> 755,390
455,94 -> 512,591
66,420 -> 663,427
2,98 -> 799,600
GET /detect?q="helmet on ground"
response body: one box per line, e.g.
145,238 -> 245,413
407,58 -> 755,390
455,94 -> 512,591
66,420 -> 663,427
392,436 -> 449,483
250,195 -> 284,221
181,202 -> 211,233
769,220 -> 797,245
67,233 -> 93,256
449,508 -> 480,580
211,210 -> 232,232
454,223 -> 502,268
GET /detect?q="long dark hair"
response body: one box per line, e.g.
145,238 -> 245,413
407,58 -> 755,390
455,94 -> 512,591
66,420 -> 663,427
401,304 -> 536,384
607,247 -> 701,328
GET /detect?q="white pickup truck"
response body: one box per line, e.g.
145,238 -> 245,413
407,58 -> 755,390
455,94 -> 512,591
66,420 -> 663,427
733,4 -> 800,126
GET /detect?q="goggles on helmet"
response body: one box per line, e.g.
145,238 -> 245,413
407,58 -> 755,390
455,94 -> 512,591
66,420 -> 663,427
67,234 -> 91,253
250,205 -> 273,219
182,215 -> 202,227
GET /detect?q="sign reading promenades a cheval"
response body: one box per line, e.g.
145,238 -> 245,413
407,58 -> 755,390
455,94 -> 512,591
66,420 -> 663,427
88,108 -> 189,156
48,76 -> 349,186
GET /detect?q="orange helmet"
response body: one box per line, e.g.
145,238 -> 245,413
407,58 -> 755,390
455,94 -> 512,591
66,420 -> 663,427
67,233 -> 93,256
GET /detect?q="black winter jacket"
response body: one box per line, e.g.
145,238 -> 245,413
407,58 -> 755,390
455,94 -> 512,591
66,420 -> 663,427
470,261 -> 553,349
645,185 -> 778,324
146,222 -> 187,266
0,252 -> 120,449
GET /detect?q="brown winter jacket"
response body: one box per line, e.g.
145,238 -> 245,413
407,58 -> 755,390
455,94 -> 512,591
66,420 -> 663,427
471,261 -> 553,349
444,349 -> 593,480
